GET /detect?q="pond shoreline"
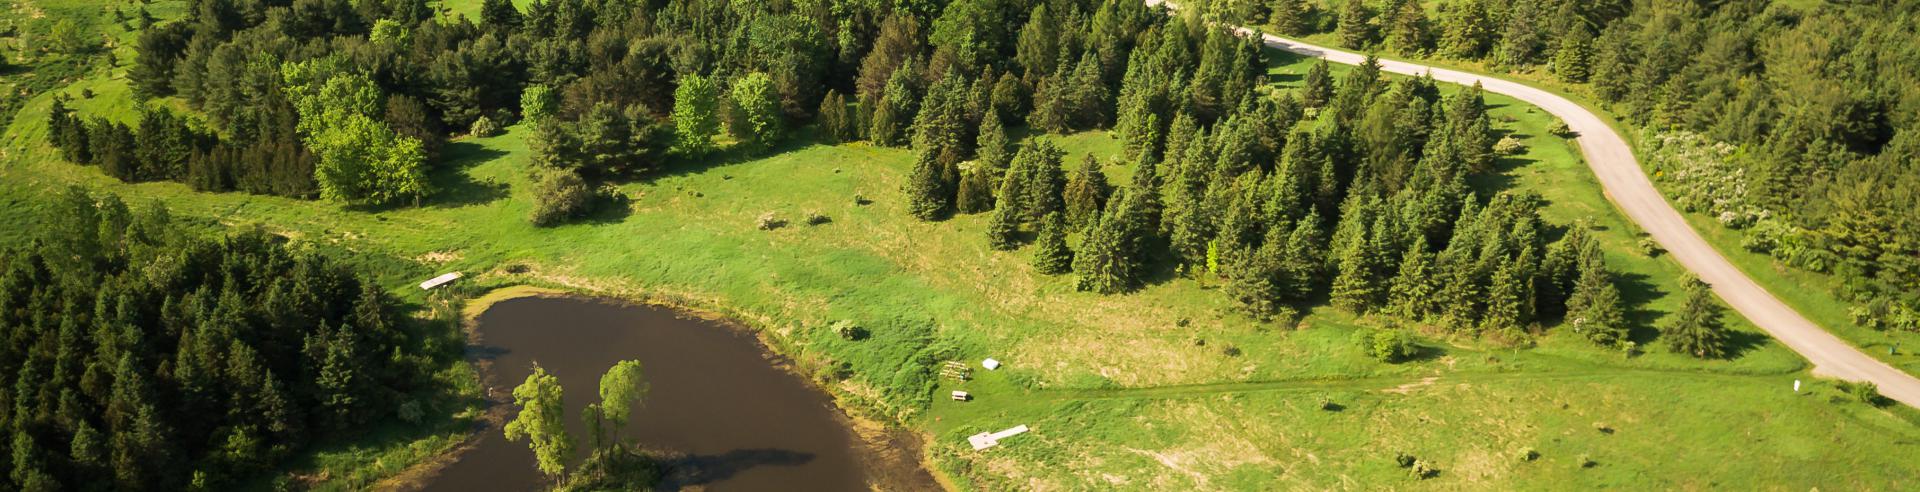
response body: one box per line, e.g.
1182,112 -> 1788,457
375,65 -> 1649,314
382,284 -> 944,491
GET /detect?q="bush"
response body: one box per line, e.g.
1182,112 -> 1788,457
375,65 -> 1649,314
1353,328 -> 1418,363
1517,447 -> 1539,462
805,211 -> 832,225
470,115 -> 502,137
528,167 -> 594,226
830,320 -> 865,340
1549,120 -> 1575,137
1409,459 -> 1438,479
1834,380 -> 1888,407
1638,237 -> 1664,257
1494,135 -> 1526,155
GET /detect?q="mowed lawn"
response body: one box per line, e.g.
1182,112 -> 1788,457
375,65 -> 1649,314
2,4 -> 1918,489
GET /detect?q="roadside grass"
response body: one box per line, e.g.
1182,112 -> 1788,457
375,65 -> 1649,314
1,5 -> 1916,489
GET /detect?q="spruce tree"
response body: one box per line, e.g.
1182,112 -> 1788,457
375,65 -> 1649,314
1441,0 -> 1495,60
1016,139 -> 1067,222
1335,0 -> 1374,50
1387,235 -> 1439,320
987,204 -> 1023,251
816,90 -> 857,143
1064,155 -> 1111,227
977,108 -> 1011,172
1074,198 -> 1137,294
1568,252 -> 1628,347
1551,27 -> 1593,83
1386,0 -> 1432,56
1031,211 -> 1074,274
1280,210 -> 1326,301
1269,0 -> 1308,36
1302,59 -> 1334,108
906,151 -> 952,221
1226,226 -> 1289,318
956,168 -> 996,214
1665,278 -> 1730,359
1480,261 -> 1528,334
1330,226 -> 1384,314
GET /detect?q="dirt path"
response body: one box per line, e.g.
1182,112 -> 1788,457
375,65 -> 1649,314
1143,0 -> 1920,407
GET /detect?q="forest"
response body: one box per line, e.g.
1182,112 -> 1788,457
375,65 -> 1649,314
0,188 -> 450,490
1198,0 -> 1920,332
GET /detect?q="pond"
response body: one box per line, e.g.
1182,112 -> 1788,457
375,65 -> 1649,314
416,294 -> 933,491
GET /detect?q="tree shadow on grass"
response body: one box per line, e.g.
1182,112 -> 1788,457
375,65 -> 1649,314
425,141 -> 512,209
657,448 -> 815,490
644,131 -> 833,182
1614,271 -> 1669,345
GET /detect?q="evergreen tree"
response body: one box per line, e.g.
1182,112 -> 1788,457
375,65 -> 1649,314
1497,0 -> 1546,68
956,167 -> 997,214
1064,155 -> 1112,228
987,200 -> 1023,251
1335,0 -> 1374,50
1330,225 -> 1384,314
1568,251 -> 1628,347
1387,235 -> 1439,319
1279,209 -> 1326,301
1386,0 -> 1432,56
1226,226 -> 1289,318
1031,212 -> 1074,274
906,151 -> 953,221
671,74 -> 721,157
1441,0 -> 1495,59
976,108 -> 1011,172
1073,200 -> 1137,294
1013,139 -> 1067,223
1302,60 -> 1334,108
1480,260 -> 1529,334
1551,27 -> 1593,83
1665,278 -> 1730,359
1269,0 -> 1309,36
817,90 -> 858,143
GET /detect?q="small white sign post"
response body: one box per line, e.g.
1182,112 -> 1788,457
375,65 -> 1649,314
1793,380 -> 1801,393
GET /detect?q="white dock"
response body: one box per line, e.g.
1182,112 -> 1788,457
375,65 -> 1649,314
419,272 -> 462,290
968,424 -> 1030,450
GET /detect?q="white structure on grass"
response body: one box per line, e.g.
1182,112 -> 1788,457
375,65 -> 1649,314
419,272 -> 462,290
968,425 -> 1030,450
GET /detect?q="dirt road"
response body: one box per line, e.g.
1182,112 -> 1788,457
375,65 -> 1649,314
1166,8 -> 1920,407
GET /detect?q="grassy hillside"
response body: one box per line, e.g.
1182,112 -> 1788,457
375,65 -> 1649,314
3,1 -> 1918,489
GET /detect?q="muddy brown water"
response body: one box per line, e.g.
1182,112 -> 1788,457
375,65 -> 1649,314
417,295 -> 932,491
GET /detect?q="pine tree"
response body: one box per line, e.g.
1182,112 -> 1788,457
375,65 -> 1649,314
1386,0 -> 1432,56
956,168 -> 996,214
1497,0 -> 1545,68
976,108 -> 1011,172
817,90 -> 858,143
1335,0 -> 1374,50
1031,212 -> 1074,274
1280,210 -> 1326,301
1226,226 -> 1289,318
1015,139 -> 1067,222
1480,260 -> 1529,334
1269,0 -> 1308,36
1030,75 -> 1070,132
906,150 -> 953,221
1302,60 -> 1334,109
1567,251 -> 1628,347
1551,27 -> 1593,83
1387,235 -> 1439,319
1665,278 -> 1730,358
1330,225 -> 1384,314
1074,197 -> 1139,294
1441,0 -> 1495,59
987,187 -> 1023,250
1064,155 -> 1111,227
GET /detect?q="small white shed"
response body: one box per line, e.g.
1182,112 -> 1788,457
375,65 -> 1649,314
982,358 -> 1002,370
951,390 -> 971,401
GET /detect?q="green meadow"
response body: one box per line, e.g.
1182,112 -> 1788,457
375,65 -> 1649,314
2,0 -> 1917,489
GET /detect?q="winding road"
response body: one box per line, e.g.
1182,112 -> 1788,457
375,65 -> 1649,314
1151,2 -> 1920,408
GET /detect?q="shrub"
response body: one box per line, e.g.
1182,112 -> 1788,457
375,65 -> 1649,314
830,320 -> 866,340
1409,459 -> 1438,479
1638,237 -> 1664,257
1353,328 -> 1418,363
1549,120 -> 1575,137
1494,135 -> 1526,155
805,211 -> 832,225
1835,380 -> 1888,407
470,115 -> 502,137
1393,452 -> 1415,468
528,167 -> 594,226
1517,447 -> 1539,461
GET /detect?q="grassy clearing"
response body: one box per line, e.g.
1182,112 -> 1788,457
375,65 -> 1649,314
2,5 -> 1917,489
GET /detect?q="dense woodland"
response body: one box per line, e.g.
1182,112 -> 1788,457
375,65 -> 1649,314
0,188 -> 444,490
38,0 -> 1748,345
1196,0 -> 1920,330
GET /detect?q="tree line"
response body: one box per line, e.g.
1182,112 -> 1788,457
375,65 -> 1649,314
0,188 -> 443,490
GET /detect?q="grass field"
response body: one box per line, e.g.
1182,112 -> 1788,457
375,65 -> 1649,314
3,1 -> 1919,489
